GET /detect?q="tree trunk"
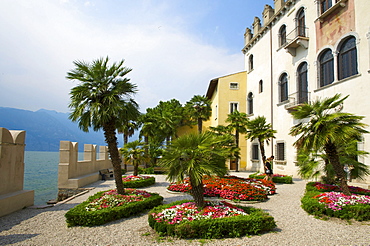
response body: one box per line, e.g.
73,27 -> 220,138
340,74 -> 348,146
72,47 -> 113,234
133,162 -> 139,176
197,118 -> 202,134
325,142 -> 351,196
235,130 -> 239,172
189,175 -> 205,209
259,139 -> 266,164
103,121 -> 124,195
123,134 -> 128,170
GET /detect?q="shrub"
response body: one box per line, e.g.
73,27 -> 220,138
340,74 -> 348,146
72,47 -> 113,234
123,175 -> 155,188
249,173 -> 293,184
138,167 -> 155,174
301,183 -> 370,221
148,200 -> 276,239
65,189 -> 163,227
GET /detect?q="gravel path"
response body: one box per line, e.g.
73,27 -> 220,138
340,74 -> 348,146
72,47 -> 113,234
0,172 -> 369,246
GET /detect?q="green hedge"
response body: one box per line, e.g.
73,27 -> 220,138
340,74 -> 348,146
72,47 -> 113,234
249,173 -> 293,184
301,182 -> 370,221
148,200 -> 276,239
65,190 -> 163,227
124,176 -> 155,188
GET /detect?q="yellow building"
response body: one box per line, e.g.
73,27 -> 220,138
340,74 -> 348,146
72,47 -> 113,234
205,71 -> 248,171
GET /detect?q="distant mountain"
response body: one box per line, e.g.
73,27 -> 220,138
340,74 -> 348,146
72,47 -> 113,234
0,107 -> 130,152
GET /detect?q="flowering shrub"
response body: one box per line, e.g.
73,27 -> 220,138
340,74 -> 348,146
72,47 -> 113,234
122,175 -> 155,188
313,182 -> 370,195
86,189 -> 152,211
148,199 -> 276,239
313,192 -> 370,211
167,175 -> 276,201
151,200 -> 247,225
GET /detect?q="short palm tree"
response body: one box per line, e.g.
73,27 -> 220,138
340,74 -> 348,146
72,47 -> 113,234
67,57 -> 137,195
226,110 -> 249,171
159,131 -> 233,209
245,116 -> 276,165
289,94 -> 369,195
120,140 -> 146,176
185,95 -> 212,133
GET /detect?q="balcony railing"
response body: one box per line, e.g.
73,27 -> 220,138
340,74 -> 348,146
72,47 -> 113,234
283,26 -> 309,56
284,91 -> 311,110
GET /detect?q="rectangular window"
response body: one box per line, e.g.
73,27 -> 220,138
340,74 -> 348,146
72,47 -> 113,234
276,142 -> 285,161
321,0 -> 333,14
230,102 -> 238,113
230,82 -> 239,89
252,144 -> 259,160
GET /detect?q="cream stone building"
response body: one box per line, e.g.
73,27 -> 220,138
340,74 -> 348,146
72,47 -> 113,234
205,0 -> 370,185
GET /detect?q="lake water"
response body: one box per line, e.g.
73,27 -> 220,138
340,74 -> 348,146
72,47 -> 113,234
24,151 -> 85,205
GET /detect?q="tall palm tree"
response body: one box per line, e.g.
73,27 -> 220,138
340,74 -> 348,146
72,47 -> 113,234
226,110 -> 249,171
160,131 -> 233,209
120,140 -> 146,176
290,94 -> 368,195
245,116 -> 276,165
185,95 -> 212,133
66,57 -> 137,195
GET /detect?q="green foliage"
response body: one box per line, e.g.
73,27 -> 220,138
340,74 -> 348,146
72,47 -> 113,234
138,167 -> 155,174
301,183 -> 370,221
249,173 -> 293,184
65,190 -> 163,227
148,200 -> 276,239
124,176 -> 155,188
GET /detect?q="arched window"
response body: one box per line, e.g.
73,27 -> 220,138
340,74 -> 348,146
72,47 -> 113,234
279,73 -> 288,102
297,62 -> 308,104
279,25 -> 287,47
338,36 -> 358,80
249,55 -> 254,71
259,80 -> 263,93
247,92 -> 253,115
319,49 -> 334,87
297,8 -> 306,37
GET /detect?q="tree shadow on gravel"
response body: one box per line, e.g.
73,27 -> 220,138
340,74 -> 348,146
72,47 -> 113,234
0,233 -> 39,245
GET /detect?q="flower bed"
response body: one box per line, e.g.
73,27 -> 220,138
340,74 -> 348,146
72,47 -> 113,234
167,175 -> 275,202
248,173 -> 293,184
122,175 -> 155,188
310,182 -> 370,195
148,200 -> 276,239
301,182 -> 370,221
65,189 -> 163,227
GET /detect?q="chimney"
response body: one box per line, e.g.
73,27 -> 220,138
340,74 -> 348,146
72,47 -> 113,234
253,17 -> 261,35
274,0 -> 285,13
244,28 -> 253,45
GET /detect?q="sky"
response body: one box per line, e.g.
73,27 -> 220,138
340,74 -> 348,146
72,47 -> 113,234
0,0 -> 274,113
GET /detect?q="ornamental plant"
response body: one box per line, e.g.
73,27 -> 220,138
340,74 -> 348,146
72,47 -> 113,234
249,172 -> 293,184
122,175 -> 155,188
65,188 -> 163,227
167,175 -> 275,202
148,199 -> 276,239
313,192 -> 370,211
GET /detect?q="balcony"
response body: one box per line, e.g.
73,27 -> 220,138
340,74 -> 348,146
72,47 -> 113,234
284,91 -> 311,111
283,26 -> 309,56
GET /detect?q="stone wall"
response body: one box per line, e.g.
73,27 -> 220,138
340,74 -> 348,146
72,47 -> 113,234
58,141 -> 112,189
0,127 -> 34,217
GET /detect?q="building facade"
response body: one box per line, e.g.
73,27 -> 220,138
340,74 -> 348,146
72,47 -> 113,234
206,0 -> 370,185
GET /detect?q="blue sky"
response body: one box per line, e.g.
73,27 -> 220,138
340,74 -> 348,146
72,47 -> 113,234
0,0 -> 274,113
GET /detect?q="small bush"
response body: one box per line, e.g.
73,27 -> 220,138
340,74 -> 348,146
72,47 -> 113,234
65,190 -> 163,227
249,173 -> 293,184
148,200 -> 276,239
138,167 -> 155,174
124,176 -> 155,188
301,183 -> 370,221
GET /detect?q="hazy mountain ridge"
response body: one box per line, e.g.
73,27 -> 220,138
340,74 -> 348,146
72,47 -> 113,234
0,107 -> 110,151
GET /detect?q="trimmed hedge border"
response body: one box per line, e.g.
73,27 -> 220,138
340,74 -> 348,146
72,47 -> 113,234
123,176 -> 156,188
148,200 -> 276,239
249,173 -> 293,184
301,182 -> 370,221
65,190 -> 163,227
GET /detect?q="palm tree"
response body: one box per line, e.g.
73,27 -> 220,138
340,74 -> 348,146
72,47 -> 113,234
226,111 -> 249,171
120,140 -> 146,176
185,95 -> 212,133
290,94 -> 369,195
66,57 -> 137,195
159,131 -> 233,209
245,116 -> 277,165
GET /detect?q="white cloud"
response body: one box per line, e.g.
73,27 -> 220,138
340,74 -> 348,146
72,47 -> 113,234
0,0 -> 244,113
